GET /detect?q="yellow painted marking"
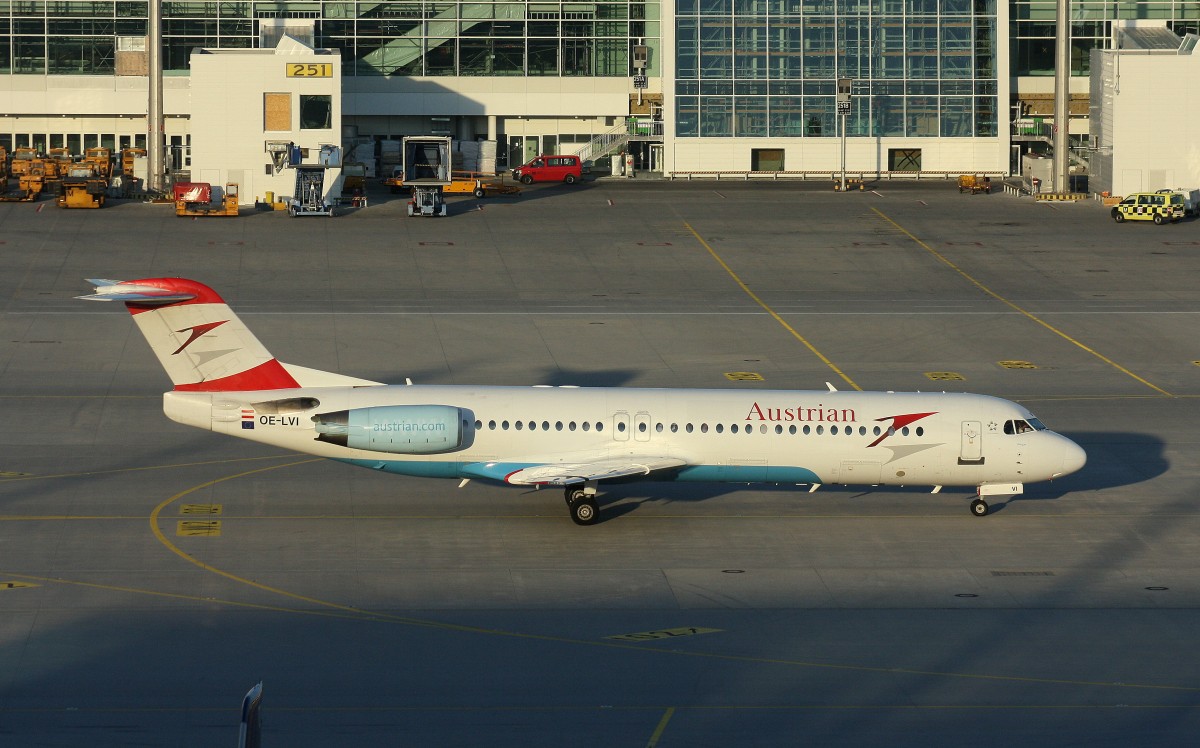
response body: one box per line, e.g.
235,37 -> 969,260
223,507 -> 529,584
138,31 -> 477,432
646,706 -> 675,748
684,222 -> 862,391
925,371 -> 965,381
1,581 -> 38,589
181,504 -> 223,515
724,371 -> 763,381
608,627 -> 723,642
177,520 -> 221,537
0,471 -> 32,478
872,207 -> 1172,397
998,360 -> 1038,369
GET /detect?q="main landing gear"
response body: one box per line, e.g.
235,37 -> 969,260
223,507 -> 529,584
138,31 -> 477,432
565,484 -> 599,526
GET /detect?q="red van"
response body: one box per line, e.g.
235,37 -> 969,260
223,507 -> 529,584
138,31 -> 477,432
511,155 -> 582,185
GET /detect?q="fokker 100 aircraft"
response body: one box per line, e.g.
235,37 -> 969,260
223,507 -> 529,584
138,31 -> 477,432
81,278 -> 1086,524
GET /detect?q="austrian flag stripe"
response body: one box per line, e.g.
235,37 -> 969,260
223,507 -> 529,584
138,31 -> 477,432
241,409 -> 255,429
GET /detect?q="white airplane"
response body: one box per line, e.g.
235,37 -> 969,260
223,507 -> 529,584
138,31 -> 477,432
80,277 -> 1086,524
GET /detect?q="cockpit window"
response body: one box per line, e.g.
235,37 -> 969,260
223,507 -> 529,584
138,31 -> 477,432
1004,418 -> 1047,435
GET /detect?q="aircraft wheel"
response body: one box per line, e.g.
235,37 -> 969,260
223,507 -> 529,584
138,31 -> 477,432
570,496 -> 598,525
564,486 -> 586,506
970,498 -> 989,517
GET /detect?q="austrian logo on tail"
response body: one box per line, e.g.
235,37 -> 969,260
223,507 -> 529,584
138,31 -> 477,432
172,321 -> 227,355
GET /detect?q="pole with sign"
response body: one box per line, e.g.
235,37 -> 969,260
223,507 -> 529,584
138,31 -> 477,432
837,78 -> 852,192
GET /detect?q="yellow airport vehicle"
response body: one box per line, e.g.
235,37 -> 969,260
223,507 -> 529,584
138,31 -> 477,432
1110,192 -> 1184,224
56,164 -> 107,208
957,174 -> 991,194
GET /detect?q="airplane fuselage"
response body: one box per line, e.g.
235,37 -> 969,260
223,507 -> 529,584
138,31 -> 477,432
165,385 -> 1079,490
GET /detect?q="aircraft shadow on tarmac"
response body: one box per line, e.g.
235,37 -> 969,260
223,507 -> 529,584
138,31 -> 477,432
579,430 -> 1166,522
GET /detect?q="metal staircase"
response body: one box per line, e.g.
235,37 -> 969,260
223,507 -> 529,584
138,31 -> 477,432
574,123 -> 633,163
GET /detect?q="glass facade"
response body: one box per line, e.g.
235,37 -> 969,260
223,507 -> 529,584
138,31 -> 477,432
675,0 -> 999,138
0,1 -> 660,76
1011,0 -> 1200,77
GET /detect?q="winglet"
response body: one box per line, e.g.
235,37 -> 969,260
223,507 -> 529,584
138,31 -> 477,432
77,279 -> 197,305
826,382 -> 838,392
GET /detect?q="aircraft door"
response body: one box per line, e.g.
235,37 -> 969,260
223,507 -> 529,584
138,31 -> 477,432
634,412 -> 651,442
960,420 -> 983,463
613,411 -> 630,441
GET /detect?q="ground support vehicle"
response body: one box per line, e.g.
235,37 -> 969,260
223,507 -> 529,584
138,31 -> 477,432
175,182 -> 239,216
958,175 -> 991,194
57,165 -> 108,208
9,147 -> 37,179
289,168 -> 334,216
511,155 -> 582,184
1111,192 -> 1184,224
401,136 -> 452,217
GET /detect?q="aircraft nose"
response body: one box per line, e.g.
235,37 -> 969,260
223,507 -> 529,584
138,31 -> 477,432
1058,437 -> 1087,477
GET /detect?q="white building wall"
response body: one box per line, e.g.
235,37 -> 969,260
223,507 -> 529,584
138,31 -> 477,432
1102,51 -> 1200,196
189,37 -> 342,205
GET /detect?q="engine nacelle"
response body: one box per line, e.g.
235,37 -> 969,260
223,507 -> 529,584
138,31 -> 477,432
312,405 -> 466,454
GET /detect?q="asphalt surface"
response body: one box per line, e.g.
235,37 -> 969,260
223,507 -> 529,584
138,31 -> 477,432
2,177 -> 1199,746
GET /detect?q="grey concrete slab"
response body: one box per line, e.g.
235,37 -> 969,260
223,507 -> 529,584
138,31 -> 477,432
3,181 -> 1200,746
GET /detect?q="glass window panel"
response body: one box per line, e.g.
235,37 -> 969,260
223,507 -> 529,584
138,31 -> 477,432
299,95 -> 332,130
595,38 -> 627,75
528,39 -> 558,75
700,96 -> 733,136
562,37 -> 594,75
48,36 -> 114,74
677,18 -> 698,78
906,95 -> 938,136
14,37 -> 46,73
734,17 -> 767,79
422,38 -> 455,75
736,97 -> 767,136
802,17 -> 834,78
769,21 -> 802,78
0,36 -> 9,74
768,96 -> 803,136
875,95 -> 904,136
460,38 -> 524,75
676,95 -> 699,136
699,19 -> 732,79
974,96 -> 997,136
941,96 -> 972,136
803,96 -> 833,136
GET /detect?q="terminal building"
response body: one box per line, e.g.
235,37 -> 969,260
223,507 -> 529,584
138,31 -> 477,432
2,1 -> 1199,184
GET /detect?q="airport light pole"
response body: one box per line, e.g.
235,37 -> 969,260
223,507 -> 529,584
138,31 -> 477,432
837,78 -> 852,191
1052,0 -> 1070,193
148,0 -> 164,194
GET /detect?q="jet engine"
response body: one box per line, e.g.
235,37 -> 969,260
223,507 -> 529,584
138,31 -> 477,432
312,405 -> 465,454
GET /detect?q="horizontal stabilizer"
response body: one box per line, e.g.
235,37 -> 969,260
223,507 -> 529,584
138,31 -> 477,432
77,279 -> 196,305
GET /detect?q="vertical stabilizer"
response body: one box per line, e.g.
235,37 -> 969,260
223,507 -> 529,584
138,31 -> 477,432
79,278 -> 300,391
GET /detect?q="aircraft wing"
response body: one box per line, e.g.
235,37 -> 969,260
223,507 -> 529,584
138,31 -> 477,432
463,456 -> 688,486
